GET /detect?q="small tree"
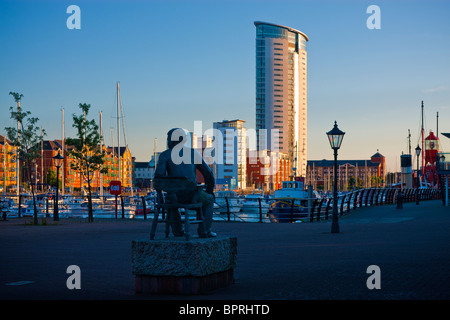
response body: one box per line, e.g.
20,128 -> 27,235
66,103 -> 106,222
5,92 -> 45,224
348,176 -> 356,190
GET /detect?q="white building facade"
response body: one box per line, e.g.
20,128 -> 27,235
213,119 -> 247,190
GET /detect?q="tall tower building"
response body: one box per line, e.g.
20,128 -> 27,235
254,21 -> 308,178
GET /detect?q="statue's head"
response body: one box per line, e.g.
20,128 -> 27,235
166,128 -> 188,149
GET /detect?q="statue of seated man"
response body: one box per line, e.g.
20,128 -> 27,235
155,128 -> 216,238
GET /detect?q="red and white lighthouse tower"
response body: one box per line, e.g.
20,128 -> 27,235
424,130 -> 439,186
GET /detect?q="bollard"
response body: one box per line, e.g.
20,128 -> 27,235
46,198 -> 50,217
120,195 -> 125,219
290,199 -> 295,223
225,197 -> 230,221
258,197 -> 262,223
18,195 -> 22,218
396,191 -> 403,209
141,196 -> 147,220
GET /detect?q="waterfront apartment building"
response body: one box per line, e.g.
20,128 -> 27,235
36,140 -> 133,192
213,119 -> 247,190
306,152 -> 386,191
255,21 -> 308,178
0,135 -> 17,191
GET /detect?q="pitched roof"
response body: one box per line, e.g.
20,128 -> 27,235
42,140 -> 61,151
108,146 -> 128,157
371,152 -> 384,158
0,134 -> 13,145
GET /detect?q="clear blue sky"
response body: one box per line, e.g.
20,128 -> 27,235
1,0 -> 450,172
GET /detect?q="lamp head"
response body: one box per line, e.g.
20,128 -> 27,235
326,121 -> 345,150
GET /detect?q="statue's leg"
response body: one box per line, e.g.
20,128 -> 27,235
197,192 -> 215,237
170,208 -> 184,236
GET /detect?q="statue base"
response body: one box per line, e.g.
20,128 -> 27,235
131,236 -> 237,294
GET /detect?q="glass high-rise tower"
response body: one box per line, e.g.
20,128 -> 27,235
255,21 -> 308,178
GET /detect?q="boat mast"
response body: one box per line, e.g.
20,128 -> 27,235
117,81 -> 121,185
99,111 -> 103,198
2,135 -> 6,195
154,138 -> 157,171
111,127 -> 115,184
61,107 -> 65,196
16,99 -> 20,198
437,111 -> 439,137
408,129 -> 411,155
421,101 -> 424,179
41,128 -> 43,193
119,88 -> 133,197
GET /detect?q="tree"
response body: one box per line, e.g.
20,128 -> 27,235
356,177 -> 363,189
66,103 -> 106,222
5,92 -> 46,224
348,176 -> 356,190
46,168 -> 61,189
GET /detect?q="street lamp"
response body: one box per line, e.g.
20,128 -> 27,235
53,151 -> 64,221
326,121 -> 345,233
415,145 -> 421,205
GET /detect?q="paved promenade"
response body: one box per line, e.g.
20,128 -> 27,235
1,200 -> 450,300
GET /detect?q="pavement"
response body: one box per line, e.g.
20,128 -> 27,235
1,199 -> 450,302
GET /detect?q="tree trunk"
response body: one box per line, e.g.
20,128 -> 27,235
27,161 -> 38,225
87,171 -> 93,222
32,180 -> 38,225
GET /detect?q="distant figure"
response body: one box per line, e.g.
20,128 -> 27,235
155,128 -> 216,238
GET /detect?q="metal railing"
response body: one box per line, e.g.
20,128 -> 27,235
0,187 -> 440,223
305,187 -> 439,223
211,187 -> 440,223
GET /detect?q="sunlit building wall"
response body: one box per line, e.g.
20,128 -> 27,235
255,21 -> 308,178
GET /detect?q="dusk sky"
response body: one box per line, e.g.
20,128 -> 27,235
1,0 -> 450,172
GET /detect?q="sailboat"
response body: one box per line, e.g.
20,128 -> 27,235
113,82 -> 134,197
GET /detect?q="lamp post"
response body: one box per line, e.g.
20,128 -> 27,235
53,151 -> 64,221
415,145 -> 421,205
326,121 -> 345,233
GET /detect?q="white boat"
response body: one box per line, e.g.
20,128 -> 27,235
242,190 -> 270,213
214,190 -> 243,213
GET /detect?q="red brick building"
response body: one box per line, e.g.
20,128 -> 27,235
246,150 -> 290,192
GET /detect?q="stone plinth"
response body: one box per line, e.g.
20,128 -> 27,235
131,236 -> 237,294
